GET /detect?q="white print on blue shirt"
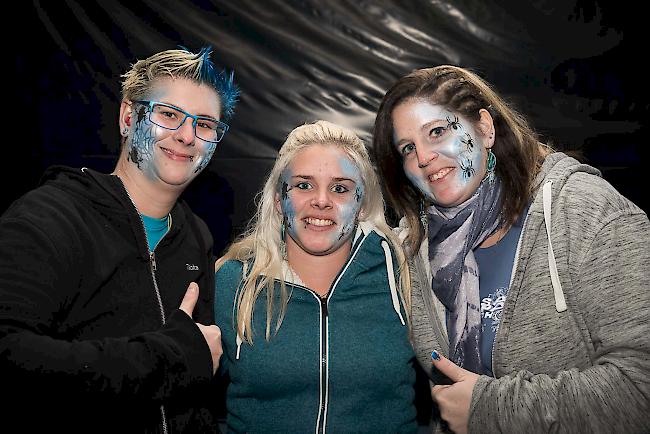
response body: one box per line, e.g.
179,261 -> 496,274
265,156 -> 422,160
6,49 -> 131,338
481,286 -> 507,333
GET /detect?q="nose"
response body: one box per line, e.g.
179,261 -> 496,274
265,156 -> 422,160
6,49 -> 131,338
311,187 -> 332,209
416,143 -> 438,168
174,116 -> 197,145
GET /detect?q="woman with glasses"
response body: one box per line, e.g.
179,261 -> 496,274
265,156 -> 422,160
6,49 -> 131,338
371,65 -> 649,433
0,47 -> 238,433
214,120 -> 418,433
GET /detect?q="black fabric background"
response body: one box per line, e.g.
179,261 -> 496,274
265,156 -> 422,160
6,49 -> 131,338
12,0 -> 647,256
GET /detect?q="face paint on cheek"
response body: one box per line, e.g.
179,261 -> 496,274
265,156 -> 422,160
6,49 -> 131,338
192,141 -> 217,174
405,167 -> 436,201
435,112 -> 484,186
354,186 -> 362,203
279,170 -> 297,238
128,107 -> 163,179
336,157 -> 364,240
336,199 -> 362,241
454,133 -> 483,185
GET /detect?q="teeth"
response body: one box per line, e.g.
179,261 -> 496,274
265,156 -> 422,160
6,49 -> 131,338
429,167 -> 452,181
305,217 -> 334,226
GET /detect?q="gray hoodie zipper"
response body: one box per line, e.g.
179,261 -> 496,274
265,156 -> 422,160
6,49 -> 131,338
491,209 -> 531,377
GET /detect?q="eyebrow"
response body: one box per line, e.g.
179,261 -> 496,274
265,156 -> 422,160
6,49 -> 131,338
158,101 -> 219,120
394,118 -> 448,146
292,175 -> 357,183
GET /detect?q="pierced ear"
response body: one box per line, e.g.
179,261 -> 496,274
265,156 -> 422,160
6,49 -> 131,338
119,100 -> 133,133
478,108 -> 495,148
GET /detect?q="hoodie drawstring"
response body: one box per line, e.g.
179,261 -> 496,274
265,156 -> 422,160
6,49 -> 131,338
543,180 -> 568,313
380,240 -> 406,326
235,262 -> 250,360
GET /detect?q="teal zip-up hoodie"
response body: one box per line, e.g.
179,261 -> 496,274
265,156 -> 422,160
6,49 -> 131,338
215,224 -> 417,433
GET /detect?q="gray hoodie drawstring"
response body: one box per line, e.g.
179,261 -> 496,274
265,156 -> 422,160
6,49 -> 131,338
543,180 -> 568,313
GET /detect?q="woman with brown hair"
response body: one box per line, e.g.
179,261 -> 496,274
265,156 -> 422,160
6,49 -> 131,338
372,65 -> 649,433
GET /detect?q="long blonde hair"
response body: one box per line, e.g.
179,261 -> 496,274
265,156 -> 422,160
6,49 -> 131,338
216,120 -> 410,344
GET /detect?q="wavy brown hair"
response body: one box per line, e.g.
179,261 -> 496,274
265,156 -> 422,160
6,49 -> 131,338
372,66 -> 550,256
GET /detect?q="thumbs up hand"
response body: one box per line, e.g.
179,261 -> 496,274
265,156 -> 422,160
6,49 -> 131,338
180,282 -> 222,375
430,350 -> 479,434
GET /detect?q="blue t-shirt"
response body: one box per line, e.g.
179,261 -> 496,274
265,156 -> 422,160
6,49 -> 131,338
474,208 -> 528,376
141,213 -> 170,252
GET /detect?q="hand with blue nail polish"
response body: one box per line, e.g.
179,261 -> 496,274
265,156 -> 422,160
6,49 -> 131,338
430,351 -> 479,434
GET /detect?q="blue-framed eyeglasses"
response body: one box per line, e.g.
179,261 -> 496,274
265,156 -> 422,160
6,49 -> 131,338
132,100 -> 229,143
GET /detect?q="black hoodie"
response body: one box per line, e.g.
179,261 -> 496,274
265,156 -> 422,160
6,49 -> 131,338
0,166 -> 219,433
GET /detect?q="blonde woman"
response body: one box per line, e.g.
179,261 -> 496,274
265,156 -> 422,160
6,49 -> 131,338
215,120 -> 418,433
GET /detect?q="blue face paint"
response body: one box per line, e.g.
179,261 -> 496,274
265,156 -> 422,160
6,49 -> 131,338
128,104 -> 161,180
125,83 -> 221,182
335,155 -> 364,241
279,168 -> 297,234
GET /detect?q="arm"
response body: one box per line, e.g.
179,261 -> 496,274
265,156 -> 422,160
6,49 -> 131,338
469,212 -> 650,433
0,217 -> 213,404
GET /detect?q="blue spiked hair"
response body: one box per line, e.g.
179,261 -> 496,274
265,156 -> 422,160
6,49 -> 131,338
187,46 -> 240,121
122,46 -> 239,122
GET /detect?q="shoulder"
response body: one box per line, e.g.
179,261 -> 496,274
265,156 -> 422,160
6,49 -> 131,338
215,259 -> 245,288
555,171 -> 645,226
2,183 -> 87,245
535,153 -> 644,224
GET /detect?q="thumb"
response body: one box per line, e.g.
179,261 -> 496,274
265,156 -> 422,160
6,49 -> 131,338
179,282 -> 199,318
431,350 -> 468,383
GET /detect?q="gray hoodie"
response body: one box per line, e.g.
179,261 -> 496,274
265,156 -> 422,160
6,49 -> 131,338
404,153 -> 650,433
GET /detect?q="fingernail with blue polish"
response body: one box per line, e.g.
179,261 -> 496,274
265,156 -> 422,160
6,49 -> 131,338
431,350 -> 441,361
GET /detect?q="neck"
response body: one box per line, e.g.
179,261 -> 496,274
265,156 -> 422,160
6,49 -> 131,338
286,240 -> 352,297
112,158 -> 179,218
478,224 -> 510,248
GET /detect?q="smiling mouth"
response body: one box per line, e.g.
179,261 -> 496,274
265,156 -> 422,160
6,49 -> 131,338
304,217 -> 335,227
428,167 -> 453,182
161,147 -> 194,162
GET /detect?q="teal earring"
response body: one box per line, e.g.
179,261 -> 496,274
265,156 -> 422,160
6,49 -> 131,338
484,148 -> 496,184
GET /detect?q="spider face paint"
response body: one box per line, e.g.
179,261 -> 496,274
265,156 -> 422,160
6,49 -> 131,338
123,78 -> 222,187
392,99 -> 487,208
278,144 -> 364,257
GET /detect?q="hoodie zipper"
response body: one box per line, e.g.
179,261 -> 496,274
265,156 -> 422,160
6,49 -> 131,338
286,231 -> 368,434
316,295 -> 329,434
491,209 -> 531,377
118,180 -> 169,434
